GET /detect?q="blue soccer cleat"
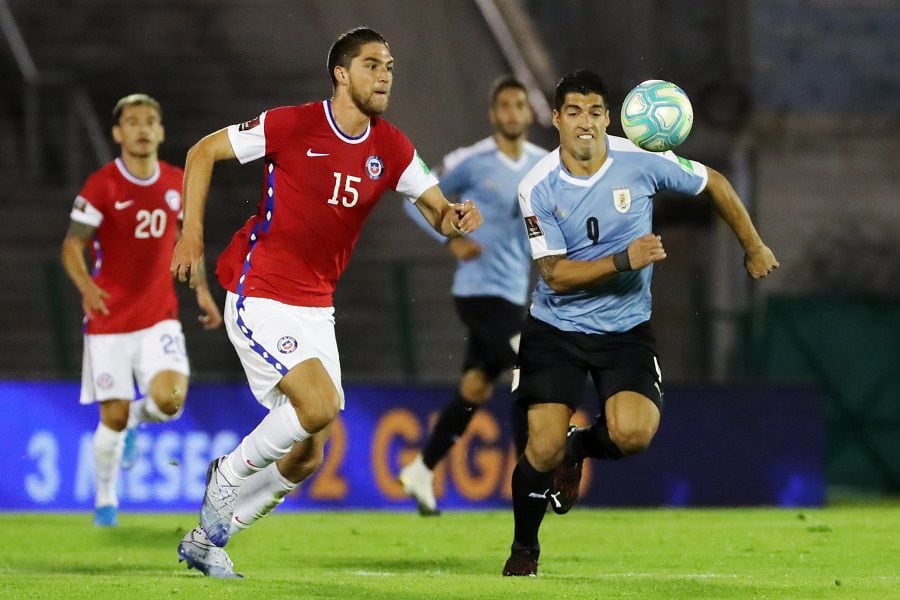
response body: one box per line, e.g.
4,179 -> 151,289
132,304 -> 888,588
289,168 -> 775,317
93,505 -> 118,527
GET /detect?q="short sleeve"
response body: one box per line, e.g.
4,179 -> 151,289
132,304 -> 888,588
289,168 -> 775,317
70,172 -> 107,227
654,151 -> 709,196
396,150 -> 439,200
226,111 -> 268,164
518,180 -> 566,259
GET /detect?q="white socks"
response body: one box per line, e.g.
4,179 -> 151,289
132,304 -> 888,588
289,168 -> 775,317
219,404 -> 310,482
93,422 -> 124,507
229,462 -> 298,534
127,396 -> 179,428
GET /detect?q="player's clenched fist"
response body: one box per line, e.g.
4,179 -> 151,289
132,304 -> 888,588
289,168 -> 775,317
625,234 -> 667,271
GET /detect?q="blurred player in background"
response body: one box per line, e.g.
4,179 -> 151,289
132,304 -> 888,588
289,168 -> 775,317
170,27 -> 482,578
60,93 -> 222,528
502,70 -> 779,576
398,75 -> 546,515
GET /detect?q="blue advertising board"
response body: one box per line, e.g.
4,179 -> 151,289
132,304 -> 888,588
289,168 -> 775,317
0,381 -> 824,511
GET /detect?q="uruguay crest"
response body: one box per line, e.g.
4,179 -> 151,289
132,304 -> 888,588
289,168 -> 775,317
613,188 -> 632,213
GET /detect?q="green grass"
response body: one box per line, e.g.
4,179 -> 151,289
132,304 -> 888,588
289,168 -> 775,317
1,506 -> 898,599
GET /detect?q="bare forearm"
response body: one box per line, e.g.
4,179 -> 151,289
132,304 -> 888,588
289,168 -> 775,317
181,144 -> 216,239
541,256 -> 618,293
60,238 -> 93,293
706,168 -> 765,253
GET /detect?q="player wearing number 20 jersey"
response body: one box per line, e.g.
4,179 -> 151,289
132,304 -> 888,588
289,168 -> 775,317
217,100 -> 437,306
70,158 -> 184,334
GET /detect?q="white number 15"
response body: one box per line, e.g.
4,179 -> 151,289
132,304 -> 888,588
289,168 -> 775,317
327,172 -> 361,208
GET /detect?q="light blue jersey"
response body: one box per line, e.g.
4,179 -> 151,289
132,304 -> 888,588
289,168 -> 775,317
405,137 -> 547,305
518,134 -> 709,334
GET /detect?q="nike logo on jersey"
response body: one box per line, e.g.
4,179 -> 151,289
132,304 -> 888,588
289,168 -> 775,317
115,200 -> 134,210
306,149 -> 329,157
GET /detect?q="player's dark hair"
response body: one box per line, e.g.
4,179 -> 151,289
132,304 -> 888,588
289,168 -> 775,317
112,93 -> 161,125
554,70 -> 610,111
489,75 -> 528,106
327,27 -> 389,88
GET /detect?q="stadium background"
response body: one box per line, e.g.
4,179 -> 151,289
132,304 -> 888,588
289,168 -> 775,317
0,0 -> 897,511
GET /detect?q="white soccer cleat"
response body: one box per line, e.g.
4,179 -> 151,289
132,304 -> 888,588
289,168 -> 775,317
199,457 -> 241,547
398,455 -> 440,516
177,527 -> 243,578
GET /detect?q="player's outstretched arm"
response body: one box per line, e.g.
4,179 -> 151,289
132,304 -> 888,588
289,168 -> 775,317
704,167 -> 779,279
538,234 -> 667,294
413,185 -> 483,238
171,129 -> 236,288
61,220 -> 110,317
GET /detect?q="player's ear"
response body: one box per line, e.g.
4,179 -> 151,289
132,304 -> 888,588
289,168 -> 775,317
335,65 -> 348,86
112,124 -> 123,144
552,110 -> 560,130
159,123 -> 165,144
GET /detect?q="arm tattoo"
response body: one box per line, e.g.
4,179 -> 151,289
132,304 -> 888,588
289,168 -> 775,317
65,220 -> 96,240
537,255 -> 563,282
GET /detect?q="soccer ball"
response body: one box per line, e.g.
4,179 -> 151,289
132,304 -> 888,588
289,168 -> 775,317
620,80 -> 693,152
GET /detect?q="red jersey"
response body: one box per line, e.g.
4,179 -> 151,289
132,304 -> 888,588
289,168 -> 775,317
217,100 -> 438,306
70,158 -> 183,334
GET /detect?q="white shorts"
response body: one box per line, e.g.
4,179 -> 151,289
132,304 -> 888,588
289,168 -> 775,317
80,319 -> 190,405
224,291 -> 344,410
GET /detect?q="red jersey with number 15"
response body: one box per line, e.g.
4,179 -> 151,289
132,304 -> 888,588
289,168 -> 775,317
70,158 -> 183,334
217,100 -> 438,307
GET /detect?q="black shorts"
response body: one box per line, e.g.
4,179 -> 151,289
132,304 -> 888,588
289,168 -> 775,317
514,316 -> 663,412
454,296 -> 526,380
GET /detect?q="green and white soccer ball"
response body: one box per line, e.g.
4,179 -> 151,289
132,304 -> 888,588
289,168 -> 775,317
621,80 -> 693,152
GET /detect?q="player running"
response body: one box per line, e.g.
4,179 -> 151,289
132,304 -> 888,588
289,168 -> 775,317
61,93 -> 222,528
398,75 -> 546,515
502,70 -> 778,576
170,27 -> 482,578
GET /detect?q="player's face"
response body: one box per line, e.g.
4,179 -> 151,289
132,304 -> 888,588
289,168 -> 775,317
490,87 -> 533,141
112,105 -> 164,159
553,93 -> 609,162
346,42 -> 394,117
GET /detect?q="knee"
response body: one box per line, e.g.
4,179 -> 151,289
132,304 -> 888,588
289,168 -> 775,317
459,370 -> 493,406
525,434 -> 566,472
103,412 -> 129,431
149,374 -> 187,416
609,424 -> 655,456
151,387 -> 186,416
294,393 -> 339,434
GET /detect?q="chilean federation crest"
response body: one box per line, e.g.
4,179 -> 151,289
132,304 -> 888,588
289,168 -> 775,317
277,336 -> 298,354
365,155 -> 384,180
165,189 -> 182,211
613,187 -> 632,213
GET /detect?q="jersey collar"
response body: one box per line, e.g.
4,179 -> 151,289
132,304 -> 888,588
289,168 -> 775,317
114,157 -> 160,186
556,135 -> 614,187
323,100 -> 371,144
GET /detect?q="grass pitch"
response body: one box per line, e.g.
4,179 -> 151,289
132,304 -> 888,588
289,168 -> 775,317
1,506 -> 898,599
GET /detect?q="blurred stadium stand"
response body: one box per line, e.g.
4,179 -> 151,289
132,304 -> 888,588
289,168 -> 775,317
1,0 -> 898,496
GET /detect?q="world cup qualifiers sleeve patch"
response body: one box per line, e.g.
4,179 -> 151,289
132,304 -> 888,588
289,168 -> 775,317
524,215 -> 543,239
676,155 -> 697,174
238,116 -> 261,132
